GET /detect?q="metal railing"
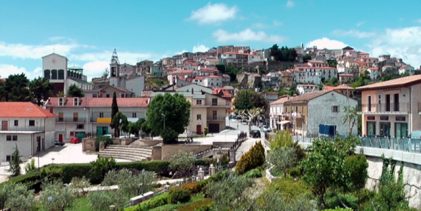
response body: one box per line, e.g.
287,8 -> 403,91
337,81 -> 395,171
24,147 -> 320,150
56,117 -> 86,123
360,137 -> 421,153
361,103 -> 409,113
207,116 -> 226,121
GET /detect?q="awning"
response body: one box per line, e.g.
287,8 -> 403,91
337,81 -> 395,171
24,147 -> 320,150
277,120 -> 291,125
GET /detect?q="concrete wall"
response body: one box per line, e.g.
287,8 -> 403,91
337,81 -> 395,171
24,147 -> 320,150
308,92 -> 357,137
366,157 -> 421,209
126,76 -> 145,97
160,144 -> 212,160
0,133 -> 43,162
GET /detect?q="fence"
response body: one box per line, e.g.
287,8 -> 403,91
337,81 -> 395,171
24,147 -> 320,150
360,137 -> 421,153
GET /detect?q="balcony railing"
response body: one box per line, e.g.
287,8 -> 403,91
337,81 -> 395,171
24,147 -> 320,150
360,137 -> 421,153
56,117 -> 86,123
0,126 -> 45,132
207,116 -> 226,121
361,103 -> 409,113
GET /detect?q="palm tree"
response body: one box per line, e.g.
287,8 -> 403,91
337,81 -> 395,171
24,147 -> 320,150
343,106 -> 358,136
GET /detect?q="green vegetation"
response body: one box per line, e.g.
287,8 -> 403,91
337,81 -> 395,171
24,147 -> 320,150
270,44 -> 297,62
236,141 -> 265,174
168,187 -> 191,204
29,77 -> 52,105
146,93 -> 190,144
9,147 -> 21,177
67,84 -> 84,97
216,64 -> 242,82
233,89 -> 268,111
40,180 -> 75,211
169,152 -> 197,178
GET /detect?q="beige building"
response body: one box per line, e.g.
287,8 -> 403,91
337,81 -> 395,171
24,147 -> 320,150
357,75 -> 421,138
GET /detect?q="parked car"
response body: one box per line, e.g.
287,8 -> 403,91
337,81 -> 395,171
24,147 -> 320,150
54,140 -> 65,146
262,125 -> 272,132
69,137 -> 81,144
250,130 -> 261,138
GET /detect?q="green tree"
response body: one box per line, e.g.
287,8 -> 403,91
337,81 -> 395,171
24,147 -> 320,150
302,54 -> 312,63
327,58 -> 338,68
146,93 -> 190,144
24,159 -> 36,173
4,183 -> 35,211
67,84 -> 84,97
40,180 -> 75,211
269,148 -> 297,177
111,111 -> 128,138
102,168 -> 155,197
0,80 -> 6,101
169,152 -> 197,178
4,73 -> 30,101
236,142 -> 265,174
216,64 -> 241,82
343,154 -> 368,191
9,146 -> 21,177
110,92 -> 119,137
234,89 -> 268,111
343,106 -> 358,136
370,158 -> 411,210
301,138 -> 358,207
29,77 -> 52,105
270,45 -> 297,62
89,156 -> 116,184
88,190 -> 126,211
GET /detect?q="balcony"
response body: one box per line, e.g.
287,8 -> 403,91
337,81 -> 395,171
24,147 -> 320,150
56,117 -> 86,123
207,116 -> 226,121
361,103 -> 409,114
0,126 -> 45,132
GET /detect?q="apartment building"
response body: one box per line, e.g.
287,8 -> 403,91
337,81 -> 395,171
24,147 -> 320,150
46,97 -> 149,140
0,102 -> 55,162
357,75 -> 421,138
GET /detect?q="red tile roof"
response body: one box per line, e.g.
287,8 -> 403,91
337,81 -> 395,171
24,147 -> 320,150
357,75 -> 421,90
284,91 -> 329,104
270,96 -> 290,105
0,102 -> 55,118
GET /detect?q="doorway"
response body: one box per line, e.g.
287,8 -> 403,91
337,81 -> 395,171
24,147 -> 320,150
196,125 -> 202,135
379,122 -> 391,137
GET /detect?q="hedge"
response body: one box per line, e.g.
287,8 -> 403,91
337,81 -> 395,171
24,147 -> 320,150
125,192 -> 170,211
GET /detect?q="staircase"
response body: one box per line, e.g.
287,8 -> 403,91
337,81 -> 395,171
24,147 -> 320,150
99,145 -> 152,161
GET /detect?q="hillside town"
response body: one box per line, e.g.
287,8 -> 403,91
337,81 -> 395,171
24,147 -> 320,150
1,0 -> 421,210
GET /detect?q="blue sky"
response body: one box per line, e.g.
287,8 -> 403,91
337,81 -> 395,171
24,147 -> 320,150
0,0 -> 421,80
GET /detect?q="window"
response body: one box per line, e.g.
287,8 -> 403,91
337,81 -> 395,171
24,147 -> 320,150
73,112 -> 78,122
197,114 -> 201,120
212,110 -> 217,119
367,116 -> 375,120
394,94 -> 399,111
212,98 -> 218,106
59,98 -> 64,106
6,135 -> 11,141
74,98 -> 79,106
29,120 -> 35,127
196,99 -> 202,105
99,112 -> 104,118
14,120 -> 18,126
6,155 -> 11,162
380,116 -> 389,121
132,113 -> 137,118
58,112 -> 64,122
332,106 -> 339,113
12,135 -> 17,141
76,124 -> 84,129
385,94 -> 390,111
106,94 -> 110,98
396,116 -> 406,121
368,96 -> 372,112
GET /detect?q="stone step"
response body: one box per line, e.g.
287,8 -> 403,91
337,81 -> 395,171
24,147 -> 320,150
99,151 -> 151,158
100,153 -> 148,161
99,151 -> 151,160
99,146 -> 152,161
102,148 -> 152,154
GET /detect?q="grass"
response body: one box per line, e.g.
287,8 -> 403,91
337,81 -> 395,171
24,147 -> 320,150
65,197 -> 91,211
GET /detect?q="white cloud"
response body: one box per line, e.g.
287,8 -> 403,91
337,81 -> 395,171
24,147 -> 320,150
0,65 -> 41,79
0,42 -> 77,59
286,0 -> 295,8
82,61 -> 109,80
306,37 -> 348,49
192,44 -> 209,53
368,26 -> 421,67
190,3 -> 237,24
213,28 -> 284,43
334,29 -> 375,39
72,51 -> 155,64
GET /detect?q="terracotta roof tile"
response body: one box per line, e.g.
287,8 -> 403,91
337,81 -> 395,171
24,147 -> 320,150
0,102 -> 55,118
270,96 -> 290,105
357,75 -> 421,90
284,91 -> 329,104
48,97 -> 150,108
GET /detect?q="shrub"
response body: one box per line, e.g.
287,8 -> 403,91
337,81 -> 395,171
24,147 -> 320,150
236,142 -> 265,174
168,187 -> 191,204
24,159 -> 36,173
343,154 -> 368,191
4,183 -> 35,211
178,198 -> 213,211
126,192 -> 169,211
89,156 -> 116,184
169,152 -> 197,178
270,131 -> 294,150
88,190 -> 127,211
40,180 -> 75,211
243,168 -> 262,178
181,181 -> 202,194
269,178 -> 312,202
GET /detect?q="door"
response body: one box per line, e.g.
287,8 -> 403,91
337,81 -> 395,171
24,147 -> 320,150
208,124 -> 220,133
367,122 -> 376,137
395,123 -> 408,139
379,122 -> 391,137
196,125 -> 202,135
1,121 -> 7,130
58,134 -> 63,142
36,136 -> 41,152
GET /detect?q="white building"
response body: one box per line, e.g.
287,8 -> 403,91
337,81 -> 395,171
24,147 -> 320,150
0,102 -> 55,162
45,97 -> 149,139
269,96 -> 290,130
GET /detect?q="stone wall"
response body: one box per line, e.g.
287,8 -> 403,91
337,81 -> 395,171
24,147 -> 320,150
82,138 -> 96,152
160,144 -> 212,160
366,157 -> 421,209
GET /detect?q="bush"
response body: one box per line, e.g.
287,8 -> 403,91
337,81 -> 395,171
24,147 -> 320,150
243,168 -> 262,178
126,192 -> 169,211
89,156 -> 116,184
236,142 -> 265,174
168,187 -> 191,204
343,154 -> 368,191
87,190 -> 126,211
178,198 -> 213,211
181,181 -> 202,194
40,180 -> 75,211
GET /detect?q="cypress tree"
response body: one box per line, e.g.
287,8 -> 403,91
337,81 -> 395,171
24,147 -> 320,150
110,92 -> 119,137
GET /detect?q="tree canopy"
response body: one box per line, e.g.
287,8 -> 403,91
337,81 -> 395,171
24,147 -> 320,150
233,89 -> 268,111
146,93 -> 190,144
3,73 -> 30,101
29,77 -> 52,105
67,84 -> 84,97
270,44 -> 297,62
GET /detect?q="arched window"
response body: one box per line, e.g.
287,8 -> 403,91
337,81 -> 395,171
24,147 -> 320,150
51,69 -> 57,79
58,69 -> 64,79
44,69 -> 50,79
